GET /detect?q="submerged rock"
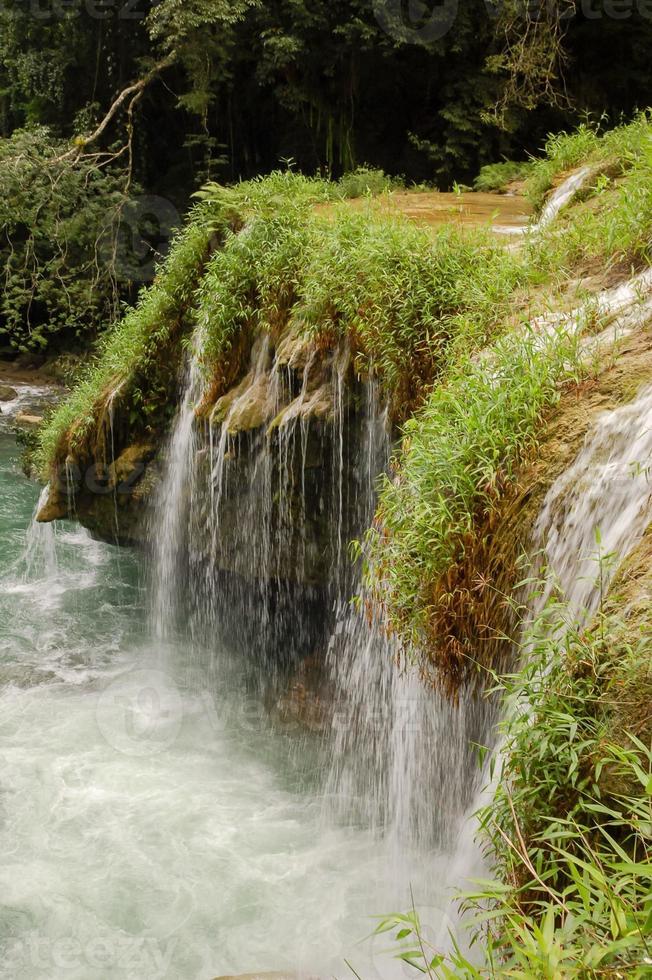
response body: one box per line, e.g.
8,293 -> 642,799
271,655 -> 333,733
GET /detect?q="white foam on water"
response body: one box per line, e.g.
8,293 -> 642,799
7,243 -> 652,978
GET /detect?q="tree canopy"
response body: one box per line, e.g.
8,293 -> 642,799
1,0 -> 651,353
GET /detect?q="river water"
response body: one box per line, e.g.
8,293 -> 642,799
0,390 -> 462,980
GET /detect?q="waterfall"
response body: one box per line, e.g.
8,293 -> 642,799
23,487 -> 58,582
150,336 -> 204,640
325,605 -> 495,854
536,165 -> 593,230
146,324 -> 498,952
530,385 -> 652,626
150,326 -> 389,676
494,166 -> 593,236
144,257 -> 652,966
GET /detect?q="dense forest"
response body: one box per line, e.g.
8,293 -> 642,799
2,0 -> 652,354
4,0 -> 652,185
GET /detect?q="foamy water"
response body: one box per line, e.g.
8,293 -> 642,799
0,425 -> 471,980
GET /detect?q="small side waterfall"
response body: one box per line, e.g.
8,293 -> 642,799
494,166 -> 593,236
23,487 -> 58,582
537,165 -> 593,230
151,336 -> 204,640
325,608 -> 494,853
531,385 -> 652,624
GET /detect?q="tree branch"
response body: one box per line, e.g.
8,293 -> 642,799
59,52 -> 177,163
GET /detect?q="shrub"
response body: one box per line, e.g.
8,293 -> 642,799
296,207 -> 521,411
473,160 -> 533,193
529,114 -> 652,272
525,112 -> 652,213
0,126 -> 132,354
336,166 -> 404,199
365,326 -> 583,652
525,123 -> 602,212
36,211 -> 214,471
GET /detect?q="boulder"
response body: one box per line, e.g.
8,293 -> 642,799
14,413 -> 43,427
0,385 -> 18,401
36,489 -> 68,523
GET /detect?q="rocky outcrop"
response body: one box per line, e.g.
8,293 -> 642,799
37,442 -> 158,545
37,321 -> 375,588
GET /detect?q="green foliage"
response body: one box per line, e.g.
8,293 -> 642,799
36,171 -> 328,470
36,210 -> 213,472
197,170 -> 524,410
196,170 -> 522,408
336,167 -> 404,200
365,328 -> 582,646
473,160 -> 533,193
197,175 -> 324,368
0,126 -> 129,353
145,0 -> 258,117
468,587 -> 652,977
378,567 -> 652,977
525,124 -> 603,211
38,168 -> 524,474
296,208 -> 521,407
194,169 -> 331,219
1,0 -> 652,201
524,113 -> 652,214
361,112 -> 652,663
531,114 -> 652,270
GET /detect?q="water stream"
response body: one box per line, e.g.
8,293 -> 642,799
531,384 -> 652,626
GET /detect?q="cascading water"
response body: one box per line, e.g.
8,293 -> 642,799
536,166 -> 593,230
142,324 -> 498,969
2,374 -> 460,978
530,385 -> 652,625
151,333 -> 205,640
23,487 -> 58,582
494,166 -> 593,237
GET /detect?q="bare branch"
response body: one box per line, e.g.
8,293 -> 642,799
57,52 -> 177,163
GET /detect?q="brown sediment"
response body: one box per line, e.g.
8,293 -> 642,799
315,188 -> 532,234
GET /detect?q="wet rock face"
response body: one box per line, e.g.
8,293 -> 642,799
192,408 -> 368,587
37,443 -> 159,546
37,327 -> 382,593
270,654 -> 334,733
